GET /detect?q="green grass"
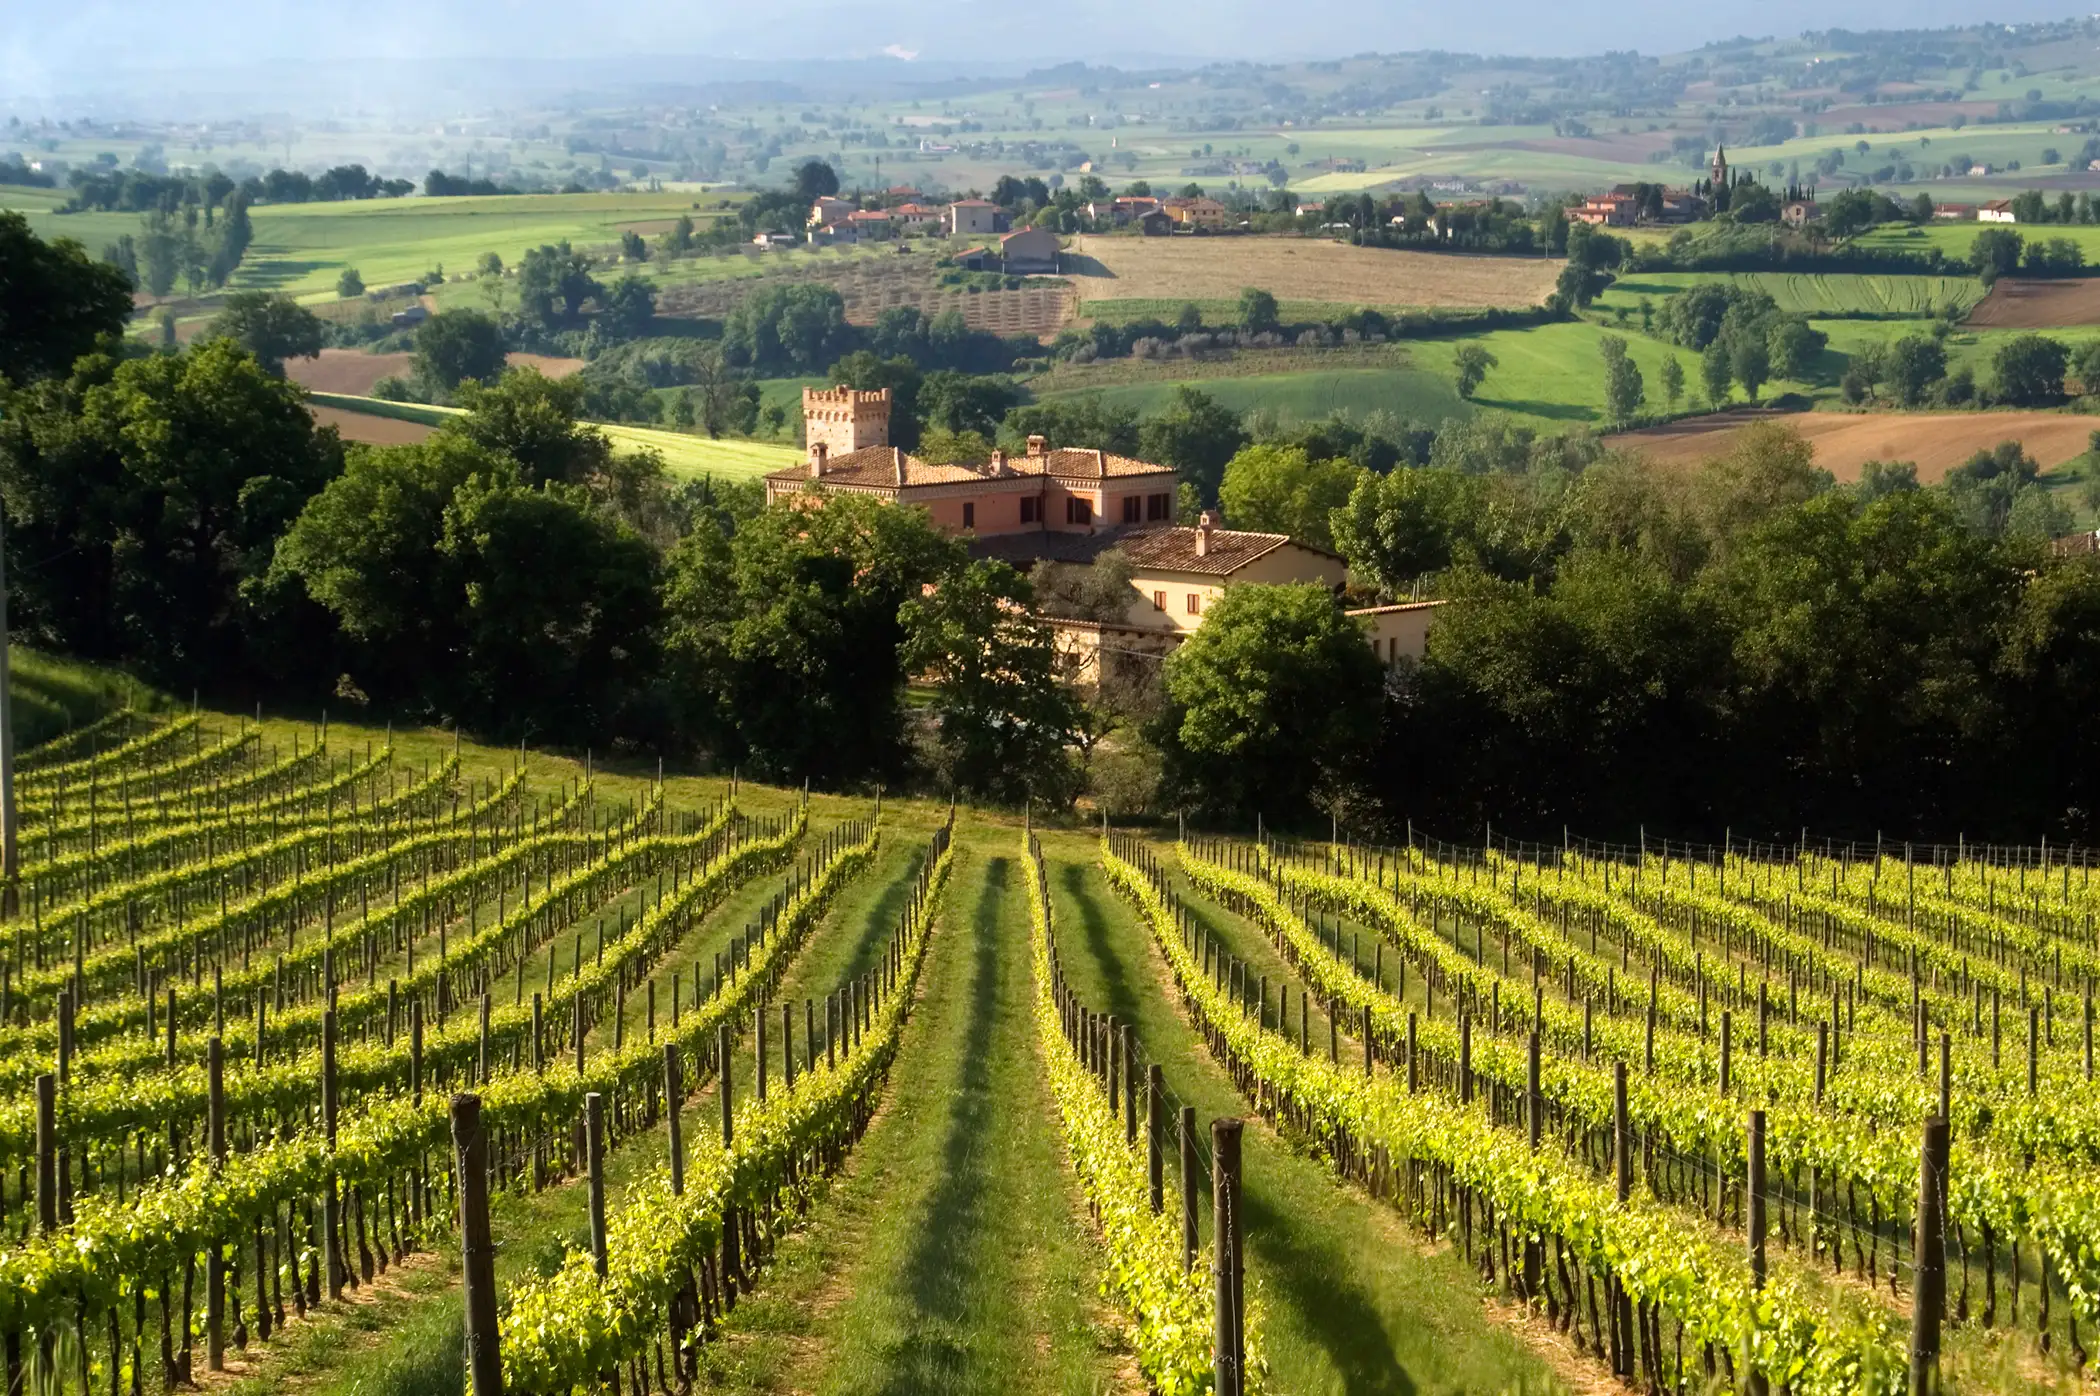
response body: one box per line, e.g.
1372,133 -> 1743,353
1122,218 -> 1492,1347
1405,320 -> 1706,427
7,648 -> 177,750
231,191 -> 740,302
0,184 -> 156,260
1595,270 -> 1985,320
1037,365 -> 1474,425
694,833 -> 1126,1395
1037,833 -> 1560,1395
309,392 -> 800,482
1853,222 -> 2100,262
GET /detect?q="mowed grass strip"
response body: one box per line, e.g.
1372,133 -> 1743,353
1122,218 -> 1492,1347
1037,831 -> 1559,1396
693,830 -> 1130,1396
305,392 -> 800,482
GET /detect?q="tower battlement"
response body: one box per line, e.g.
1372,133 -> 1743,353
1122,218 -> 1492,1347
802,385 -> 892,454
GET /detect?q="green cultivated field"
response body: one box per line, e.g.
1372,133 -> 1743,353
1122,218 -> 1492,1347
311,391 -> 799,481
232,191 -> 739,300
1037,364 -> 1473,424
1,184 -> 165,261
1853,223 -> 2100,261
1596,270 -> 1985,319
1405,319 -> 1713,425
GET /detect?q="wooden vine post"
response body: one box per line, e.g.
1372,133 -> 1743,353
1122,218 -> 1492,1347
323,1007 -> 343,1299
451,1094 -> 503,1396
1180,1105 -> 1199,1274
1910,1116 -> 1950,1395
207,1036 -> 227,1370
585,1092 -> 608,1277
1747,1108 -> 1768,1396
1212,1118 -> 1245,1396
1147,1064 -> 1164,1215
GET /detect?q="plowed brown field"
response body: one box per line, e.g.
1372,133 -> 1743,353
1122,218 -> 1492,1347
1964,277 -> 2100,329
1606,410 -> 2100,482
287,349 -> 584,396
1068,234 -> 1559,309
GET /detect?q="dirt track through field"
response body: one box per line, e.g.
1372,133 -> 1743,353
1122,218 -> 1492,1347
1068,234 -> 1560,309
1965,277 -> 2100,328
310,405 -> 433,446
288,349 -> 585,396
1607,410 -> 2100,481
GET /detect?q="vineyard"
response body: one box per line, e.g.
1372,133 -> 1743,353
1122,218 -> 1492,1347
0,702 -> 2095,1394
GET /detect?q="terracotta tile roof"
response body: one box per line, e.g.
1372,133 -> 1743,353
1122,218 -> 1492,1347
1038,447 -> 1174,480
1113,525 -> 1297,576
766,447 -> 1001,489
768,445 -> 1176,490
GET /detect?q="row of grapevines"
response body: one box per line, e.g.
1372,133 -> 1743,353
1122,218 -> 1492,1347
0,803 -> 857,1341
1022,832 -> 1228,1396
1105,838 -> 1909,1396
14,753 -> 512,913
16,715 -> 205,789
13,709 -> 154,774
0,801 -> 751,1172
497,814 -> 947,1393
0,779 -> 618,1076
21,728 -> 257,820
1231,843 -> 2100,1340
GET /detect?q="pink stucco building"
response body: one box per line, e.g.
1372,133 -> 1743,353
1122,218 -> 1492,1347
764,386 -> 1179,538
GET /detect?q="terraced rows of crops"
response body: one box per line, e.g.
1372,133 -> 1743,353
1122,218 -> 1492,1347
3,708 -> 2092,1394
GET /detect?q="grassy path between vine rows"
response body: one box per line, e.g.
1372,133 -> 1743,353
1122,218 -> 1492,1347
690,826 -> 1135,1396
204,806 -> 885,1396
1038,831 -> 1568,1396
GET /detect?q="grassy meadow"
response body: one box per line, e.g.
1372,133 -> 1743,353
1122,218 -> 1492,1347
234,191 -> 741,301
309,392 -> 800,482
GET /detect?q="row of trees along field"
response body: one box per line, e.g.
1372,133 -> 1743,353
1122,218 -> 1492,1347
7,212 -> 2100,840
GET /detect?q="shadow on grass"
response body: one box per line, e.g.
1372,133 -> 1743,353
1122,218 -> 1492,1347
1058,861 -> 1148,1034
1241,1181 -> 1415,1396
830,847 -> 929,987
875,857 -> 1010,1394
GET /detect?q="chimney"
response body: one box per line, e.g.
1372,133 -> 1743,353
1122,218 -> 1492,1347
1026,434 -> 1047,458
808,441 -> 829,478
1195,510 -> 1216,557
893,448 -> 906,486
989,447 -> 1008,475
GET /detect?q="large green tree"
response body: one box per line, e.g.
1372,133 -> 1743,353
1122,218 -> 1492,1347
206,291 -> 325,377
900,560 -> 1085,804
0,339 -> 343,685
1216,444 -> 1364,548
1136,385 -> 1246,506
0,212 -> 134,384
412,309 -> 508,393
659,490 -> 962,782
1154,583 -> 1383,819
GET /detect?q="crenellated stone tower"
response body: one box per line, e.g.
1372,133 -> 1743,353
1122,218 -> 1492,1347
802,385 -> 891,455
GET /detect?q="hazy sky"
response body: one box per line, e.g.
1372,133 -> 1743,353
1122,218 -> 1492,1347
5,0 -> 2090,106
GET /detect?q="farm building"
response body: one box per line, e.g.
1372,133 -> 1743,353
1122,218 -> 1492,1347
1138,210 -> 1176,236
1162,196 -> 1228,229
1934,203 -> 1977,220
945,199 -> 1008,236
807,197 -> 855,230
977,516 -> 1441,677
1781,200 -> 1822,229
999,227 -> 1061,273
765,386 -> 1178,544
1979,200 -> 2018,223
1571,191 -> 1635,227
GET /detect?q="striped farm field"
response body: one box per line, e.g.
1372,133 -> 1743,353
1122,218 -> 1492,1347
1597,269 -> 1986,319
